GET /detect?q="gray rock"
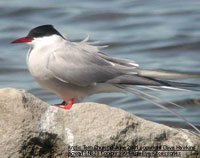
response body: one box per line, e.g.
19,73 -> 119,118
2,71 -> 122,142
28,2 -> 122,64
0,88 -> 199,158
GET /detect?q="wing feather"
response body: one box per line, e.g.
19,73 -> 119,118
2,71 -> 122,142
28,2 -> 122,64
47,42 -> 123,86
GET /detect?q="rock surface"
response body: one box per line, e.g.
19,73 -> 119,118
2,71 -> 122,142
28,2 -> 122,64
0,88 -> 199,158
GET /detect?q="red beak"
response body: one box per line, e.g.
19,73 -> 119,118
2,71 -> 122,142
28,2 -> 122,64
11,36 -> 32,44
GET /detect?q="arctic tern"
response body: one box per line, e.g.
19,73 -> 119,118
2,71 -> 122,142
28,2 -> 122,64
12,25 -> 200,134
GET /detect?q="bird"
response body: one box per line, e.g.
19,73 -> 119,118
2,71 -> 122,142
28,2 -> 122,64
12,24 -> 200,133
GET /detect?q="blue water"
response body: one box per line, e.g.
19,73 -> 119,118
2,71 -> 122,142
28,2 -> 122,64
0,0 -> 200,130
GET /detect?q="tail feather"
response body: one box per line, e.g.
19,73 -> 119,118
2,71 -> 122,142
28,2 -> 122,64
137,86 -> 184,108
116,85 -> 200,134
137,69 -> 200,79
108,75 -> 200,91
111,69 -> 200,134
160,80 -> 200,91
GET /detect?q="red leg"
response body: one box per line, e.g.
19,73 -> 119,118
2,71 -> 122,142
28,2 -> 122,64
59,99 -> 74,110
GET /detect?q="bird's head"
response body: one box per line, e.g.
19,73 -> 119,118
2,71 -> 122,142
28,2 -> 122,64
11,25 -> 64,46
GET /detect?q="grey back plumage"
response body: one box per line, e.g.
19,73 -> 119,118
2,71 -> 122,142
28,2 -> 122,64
47,41 -> 134,86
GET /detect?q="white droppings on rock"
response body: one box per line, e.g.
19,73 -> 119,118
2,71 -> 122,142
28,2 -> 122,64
40,106 -> 58,132
64,128 -> 74,146
39,106 -> 74,146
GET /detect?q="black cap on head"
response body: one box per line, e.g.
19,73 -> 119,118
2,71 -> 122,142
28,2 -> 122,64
27,25 -> 64,39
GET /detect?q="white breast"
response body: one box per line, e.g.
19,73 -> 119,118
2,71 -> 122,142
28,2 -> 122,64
27,49 -> 50,80
27,35 -> 63,80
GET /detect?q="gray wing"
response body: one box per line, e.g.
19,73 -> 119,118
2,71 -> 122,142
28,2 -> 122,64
73,39 -> 139,68
46,42 -> 136,86
46,41 -> 198,89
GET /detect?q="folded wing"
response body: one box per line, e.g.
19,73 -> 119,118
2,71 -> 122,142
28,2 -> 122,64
46,42 -> 132,86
